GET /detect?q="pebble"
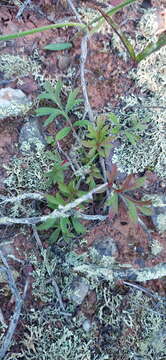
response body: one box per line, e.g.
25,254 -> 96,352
19,118 -> 46,154
0,87 -> 31,119
68,276 -> 89,305
82,319 -> 92,332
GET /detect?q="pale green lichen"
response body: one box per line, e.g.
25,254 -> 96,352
112,96 -> 166,178
3,147 -> 53,192
77,5 -> 110,35
132,8 -> 166,99
151,240 -> 163,256
0,54 -> 41,80
2,248 -> 166,360
0,101 -> 32,119
155,213 -> 166,233
143,194 -> 166,233
138,8 -> 159,40
30,249 -> 57,303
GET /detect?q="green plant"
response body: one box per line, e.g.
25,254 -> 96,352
36,80 -> 83,141
82,115 -> 114,158
89,4 -> 166,62
108,111 -> 149,145
44,150 -> 69,186
105,165 -> 152,223
0,0 -> 137,42
38,180 -> 86,243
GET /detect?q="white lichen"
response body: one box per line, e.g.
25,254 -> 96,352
0,54 -> 41,80
112,92 -> 166,179
3,147 -> 53,192
151,240 -> 163,256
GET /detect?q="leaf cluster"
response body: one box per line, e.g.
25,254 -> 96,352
82,115 -> 114,158
36,81 -> 83,139
108,112 -> 148,145
106,166 -> 152,223
38,180 -> 86,243
44,150 -> 69,186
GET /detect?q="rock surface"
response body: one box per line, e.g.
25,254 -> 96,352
69,276 -> 89,305
0,87 -> 31,119
151,194 -> 166,233
93,236 -> 119,260
19,119 -> 46,153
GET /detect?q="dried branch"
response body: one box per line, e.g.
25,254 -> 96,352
75,211 -> 108,221
73,262 -> 166,283
80,34 -> 94,123
67,0 -> 83,24
16,0 -> 32,18
123,281 -> 166,300
0,192 -> 45,205
0,183 -> 108,226
0,251 -> 23,359
51,278 -> 66,312
32,224 -> 43,249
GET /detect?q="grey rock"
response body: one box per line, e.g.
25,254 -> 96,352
69,276 -> 89,305
151,194 -> 166,233
82,319 -> 92,332
19,119 -> 46,154
93,236 -> 119,258
0,87 -> 31,119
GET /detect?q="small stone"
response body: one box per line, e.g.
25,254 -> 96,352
0,87 -> 31,119
150,194 -> 166,233
19,119 -> 46,154
57,55 -> 71,71
94,236 -> 119,258
82,319 -> 92,332
69,276 -> 89,305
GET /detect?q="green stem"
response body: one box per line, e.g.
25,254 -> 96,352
0,22 -> 85,42
89,0 -> 138,33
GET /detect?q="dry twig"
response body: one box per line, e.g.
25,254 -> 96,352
16,0 -> 32,18
74,262 -> 166,283
80,34 -> 94,123
0,192 -> 45,205
67,0 -> 83,24
0,250 -> 24,359
0,183 -> 108,226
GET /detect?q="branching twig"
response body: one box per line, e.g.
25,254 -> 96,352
0,251 -> 23,359
51,278 -> 66,312
16,0 -> 32,18
32,224 -> 43,249
75,211 -> 108,221
123,281 -> 166,300
80,34 -> 94,123
0,192 -> 45,205
0,183 -> 108,226
74,262 -> 166,283
67,0 -> 83,24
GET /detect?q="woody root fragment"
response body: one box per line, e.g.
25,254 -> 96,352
73,262 -> 166,283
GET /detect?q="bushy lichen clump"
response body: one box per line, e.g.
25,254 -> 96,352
111,8 -> 166,179
0,101 -> 32,119
3,145 -> 52,192
132,9 -> 166,99
0,54 -> 41,80
96,283 -> 166,359
112,96 -> 166,178
2,279 -> 166,360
